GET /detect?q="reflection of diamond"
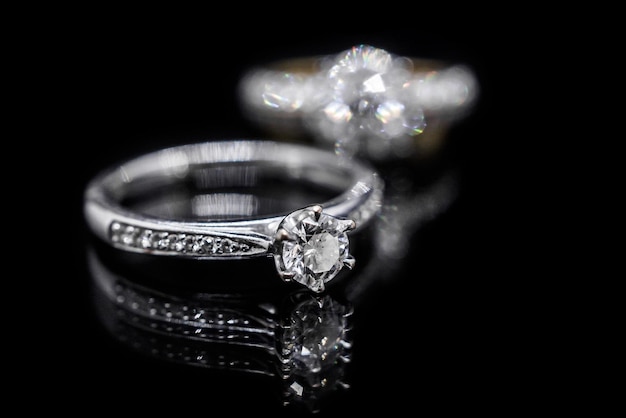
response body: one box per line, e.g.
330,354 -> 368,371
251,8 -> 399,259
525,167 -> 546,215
310,45 -> 427,145
284,295 -> 350,373
273,205 -> 356,293
279,293 -> 352,412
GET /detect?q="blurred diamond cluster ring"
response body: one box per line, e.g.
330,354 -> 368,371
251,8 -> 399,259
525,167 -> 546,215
238,44 -> 478,160
83,140 -> 384,292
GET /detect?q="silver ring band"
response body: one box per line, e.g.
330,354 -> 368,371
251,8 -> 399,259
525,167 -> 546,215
84,140 -> 384,292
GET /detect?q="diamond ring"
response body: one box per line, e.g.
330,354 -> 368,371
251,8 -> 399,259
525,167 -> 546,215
83,140 -> 383,292
238,44 -> 478,161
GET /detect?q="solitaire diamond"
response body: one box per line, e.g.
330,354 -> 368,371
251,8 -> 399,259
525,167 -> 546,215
273,205 -> 356,293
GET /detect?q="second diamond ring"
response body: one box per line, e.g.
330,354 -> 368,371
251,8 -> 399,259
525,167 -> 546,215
238,44 -> 478,161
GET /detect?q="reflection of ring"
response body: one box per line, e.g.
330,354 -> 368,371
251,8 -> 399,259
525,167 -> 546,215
346,166 -> 459,301
238,44 -> 478,161
88,247 -> 353,413
83,140 -> 384,292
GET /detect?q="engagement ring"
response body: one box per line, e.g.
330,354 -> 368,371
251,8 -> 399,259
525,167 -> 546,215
83,140 -> 383,292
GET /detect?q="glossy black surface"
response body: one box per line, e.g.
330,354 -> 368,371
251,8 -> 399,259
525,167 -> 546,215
36,25 -> 515,416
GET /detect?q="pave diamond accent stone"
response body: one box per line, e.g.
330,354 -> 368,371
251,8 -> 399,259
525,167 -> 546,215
273,205 -> 355,293
109,222 -> 256,257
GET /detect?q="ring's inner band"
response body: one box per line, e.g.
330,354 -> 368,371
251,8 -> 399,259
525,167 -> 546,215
118,162 -> 351,220
90,140 -> 379,226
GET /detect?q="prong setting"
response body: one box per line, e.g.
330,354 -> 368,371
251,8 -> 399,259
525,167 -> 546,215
275,228 -> 290,243
343,255 -> 356,270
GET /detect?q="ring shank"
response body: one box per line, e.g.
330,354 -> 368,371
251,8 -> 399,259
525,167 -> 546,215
84,140 -> 383,259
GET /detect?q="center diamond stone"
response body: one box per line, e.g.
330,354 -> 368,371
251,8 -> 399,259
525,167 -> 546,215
273,205 -> 356,292
304,231 -> 339,273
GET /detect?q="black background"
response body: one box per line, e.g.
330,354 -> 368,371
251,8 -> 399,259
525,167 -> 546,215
29,21 -> 524,415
